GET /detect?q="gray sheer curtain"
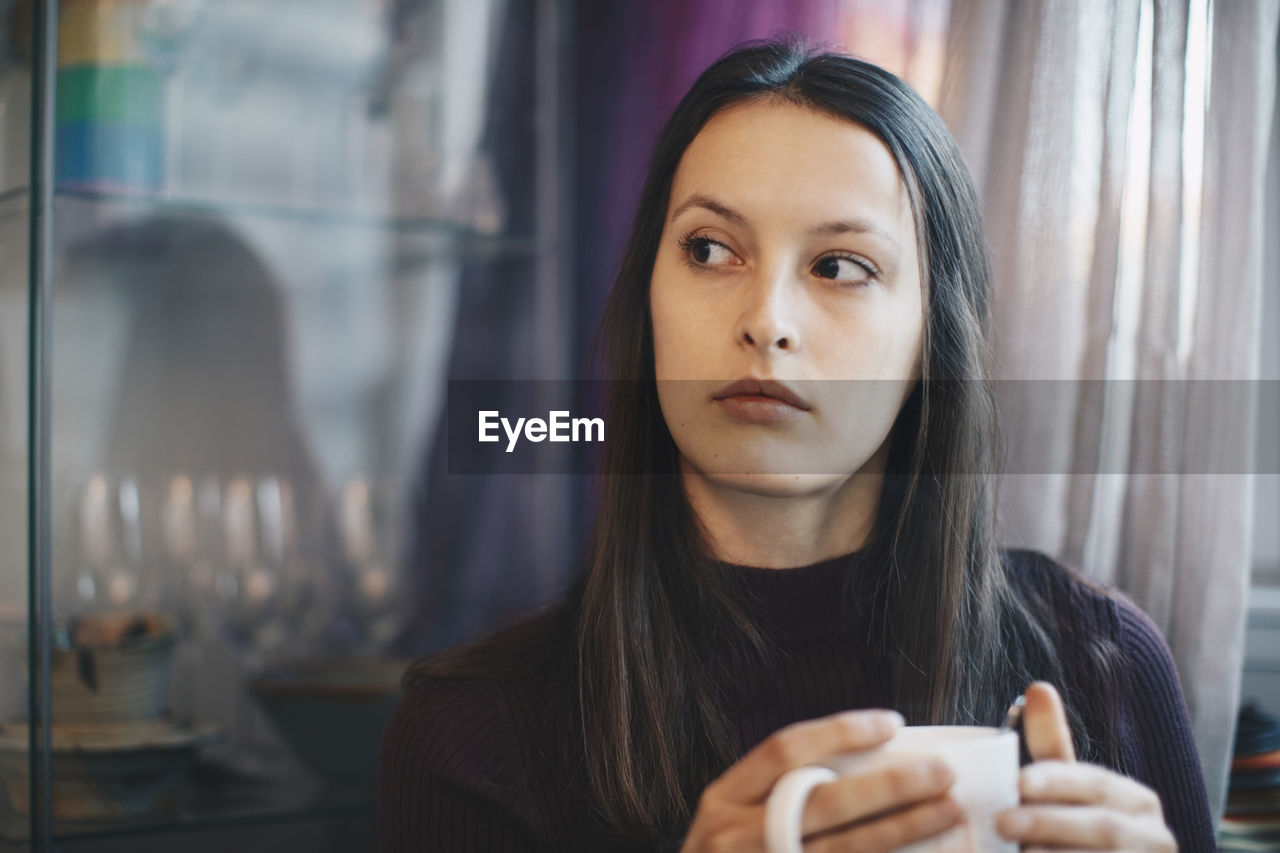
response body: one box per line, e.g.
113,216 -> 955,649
939,0 -> 1279,822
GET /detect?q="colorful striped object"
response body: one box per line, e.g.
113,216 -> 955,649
55,0 -> 164,192
58,0 -> 148,67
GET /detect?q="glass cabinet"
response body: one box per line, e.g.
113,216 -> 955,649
0,0 -> 572,849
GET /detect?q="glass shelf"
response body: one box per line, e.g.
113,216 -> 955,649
4,0 -> 566,848
0,187 -> 537,261
0,757 -> 371,847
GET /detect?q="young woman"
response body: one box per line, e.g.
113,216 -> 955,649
379,40 -> 1214,852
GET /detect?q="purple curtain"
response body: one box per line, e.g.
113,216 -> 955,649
576,0 -> 842,370
400,0 -> 844,656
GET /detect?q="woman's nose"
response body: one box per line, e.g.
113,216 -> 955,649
735,265 -> 801,355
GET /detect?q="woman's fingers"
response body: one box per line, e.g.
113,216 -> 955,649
804,795 -> 966,853
709,709 -> 903,804
996,804 -> 1176,851
1023,681 -> 1077,763
1018,761 -> 1164,816
800,755 -> 955,836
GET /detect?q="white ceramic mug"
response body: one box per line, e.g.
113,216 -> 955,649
764,725 -> 1019,853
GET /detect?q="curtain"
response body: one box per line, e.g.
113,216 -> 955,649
939,0 -> 1280,822
396,0 -> 546,655
574,0 -> 841,380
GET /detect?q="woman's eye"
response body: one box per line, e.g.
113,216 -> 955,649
682,236 -> 735,267
813,255 -> 875,283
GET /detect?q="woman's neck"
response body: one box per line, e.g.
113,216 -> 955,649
680,450 -> 885,569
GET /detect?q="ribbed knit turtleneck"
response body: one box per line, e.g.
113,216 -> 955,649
716,548 -> 869,642
378,548 -> 1216,853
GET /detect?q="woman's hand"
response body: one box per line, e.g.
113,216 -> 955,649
996,682 -> 1177,852
680,709 -> 966,853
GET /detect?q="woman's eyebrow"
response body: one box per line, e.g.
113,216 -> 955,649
806,218 -> 900,252
669,193 -> 900,252
669,193 -> 745,225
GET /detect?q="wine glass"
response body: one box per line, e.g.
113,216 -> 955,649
187,473 -> 309,779
159,473 -> 200,626
337,477 -> 403,653
59,473 -> 156,621
210,475 -> 295,671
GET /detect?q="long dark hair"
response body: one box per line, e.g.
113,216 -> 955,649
408,38 -> 1117,845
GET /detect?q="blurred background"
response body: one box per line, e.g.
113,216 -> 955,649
0,0 -> 1275,850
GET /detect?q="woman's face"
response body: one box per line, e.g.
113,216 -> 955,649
650,99 -> 925,496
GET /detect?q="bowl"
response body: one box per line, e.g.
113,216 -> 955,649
50,611 -> 177,724
249,657 -> 405,790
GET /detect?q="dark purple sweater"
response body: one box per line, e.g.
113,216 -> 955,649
378,548 -> 1216,852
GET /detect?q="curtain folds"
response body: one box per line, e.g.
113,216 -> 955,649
940,0 -> 1280,822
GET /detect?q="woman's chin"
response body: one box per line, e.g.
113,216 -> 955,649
698,470 -> 842,498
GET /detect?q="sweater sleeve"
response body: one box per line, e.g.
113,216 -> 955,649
1111,595 -> 1216,853
377,677 -> 548,853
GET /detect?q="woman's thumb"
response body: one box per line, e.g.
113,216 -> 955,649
1022,681 -> 1077,763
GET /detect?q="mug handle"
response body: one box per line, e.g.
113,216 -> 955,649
764,766 -> 838,853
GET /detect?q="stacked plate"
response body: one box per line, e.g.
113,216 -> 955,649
0,718 -> 219,821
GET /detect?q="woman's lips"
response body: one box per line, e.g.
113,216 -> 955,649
715,394 -> 807,424
710,378 -> 811,424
